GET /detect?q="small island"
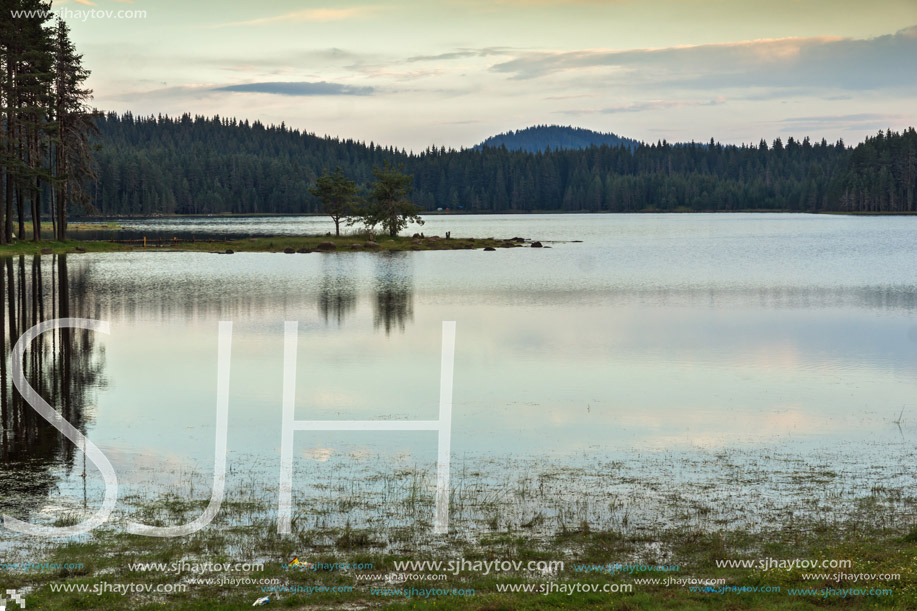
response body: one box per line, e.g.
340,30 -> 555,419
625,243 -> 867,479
0,232 -> 529,256
0,164 -> 534,255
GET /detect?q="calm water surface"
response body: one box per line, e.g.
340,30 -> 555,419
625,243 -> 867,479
3,214 -> 917,536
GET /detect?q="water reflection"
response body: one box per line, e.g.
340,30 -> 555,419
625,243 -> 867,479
373,252 -> 414,335
318,257 -> 356,326
316,253 -> 417,332
0,256 -> 106,518
3,213 -> 917,534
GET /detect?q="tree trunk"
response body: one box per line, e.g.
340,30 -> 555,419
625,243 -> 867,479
4,178 -> 11,243
58,186 -> 67,241
3,57 -> 12,244
56,136 -> 66,241
0,170 -> 7,245
49,143 -> 57,239
32,177 -> 41,241
16,188 -> 24,241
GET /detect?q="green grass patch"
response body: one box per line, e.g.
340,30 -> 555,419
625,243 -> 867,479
0,233 -> 522,256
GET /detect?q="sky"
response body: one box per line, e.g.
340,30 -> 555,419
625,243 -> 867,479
56,0 -> 917,151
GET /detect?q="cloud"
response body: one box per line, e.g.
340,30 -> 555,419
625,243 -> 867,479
559,96 -> 725,115
779,113 -> 907,125
543,93 -> 599,101
212,81 -> 374,96
458,0 -> 633,5
213,50 -> 365,75
406,47 -> 515,62
490,26 -> 917,93
103,84 -> 219,102
491,37 -> 841,79
352,67 -> 445,81
772,113 -> 913,132
211,6 -> 381,28
102,81 -> 376,105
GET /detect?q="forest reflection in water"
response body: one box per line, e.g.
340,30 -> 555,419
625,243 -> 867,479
0,251 -> 417,520
318,251 -> 414,334
0,255 -> 106,519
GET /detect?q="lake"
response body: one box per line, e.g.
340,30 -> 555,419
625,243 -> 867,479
2,213 -> 916,545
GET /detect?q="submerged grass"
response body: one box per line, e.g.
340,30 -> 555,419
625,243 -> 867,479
3,454 -> 915,610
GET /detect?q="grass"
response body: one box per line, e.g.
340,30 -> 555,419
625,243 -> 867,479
2,455 -> 914,610
3,518 -> 914,609
15,220 -> 122,236
0,233 -> 523,256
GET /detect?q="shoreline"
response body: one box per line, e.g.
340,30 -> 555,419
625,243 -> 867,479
65,210 -> 917,221
0,235 -> 527,256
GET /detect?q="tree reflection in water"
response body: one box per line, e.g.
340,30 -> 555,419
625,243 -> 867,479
373,252 -> 414,335
0,255 -> 106,519
317,255 -> 357,326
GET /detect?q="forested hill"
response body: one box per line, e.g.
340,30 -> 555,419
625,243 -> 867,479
90,113 -> 916,216
475,125 -> 641,152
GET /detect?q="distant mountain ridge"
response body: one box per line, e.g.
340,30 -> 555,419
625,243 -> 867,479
475,125 -> 641,152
